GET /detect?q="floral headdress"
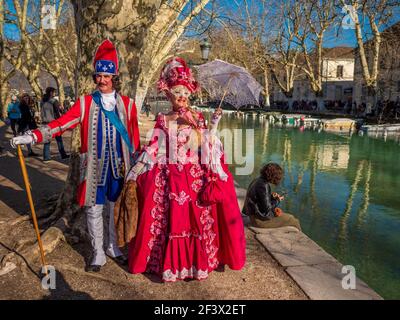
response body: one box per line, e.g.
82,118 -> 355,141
157,57 -> 199,94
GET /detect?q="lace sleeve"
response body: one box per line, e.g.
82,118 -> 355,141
209,112 -> 222,135
200,113 -> 228,181
126,113 -> 166,181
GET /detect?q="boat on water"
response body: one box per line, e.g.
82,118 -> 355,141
322,118 -> 356,132
360,123 -> 400,134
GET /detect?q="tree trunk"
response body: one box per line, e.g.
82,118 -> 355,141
134,85 -> 149,113
284,90 -> 294,110
0,1 -> 11,119
366,84 -> 378,115
27,75 -> 43,98
315,90 -> 325,112
263,69 -> 270,108
55,76 -> 65,109
0,81 -> 9,119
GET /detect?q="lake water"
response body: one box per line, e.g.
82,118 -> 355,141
213,111 -> 400,299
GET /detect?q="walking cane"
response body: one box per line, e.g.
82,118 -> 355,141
16,145 -> 48,275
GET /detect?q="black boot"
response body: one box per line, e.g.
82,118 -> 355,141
110,255 -> 128,266
28,151 -> 38,157
85,264 -> 102,273
61,152 -> 70,159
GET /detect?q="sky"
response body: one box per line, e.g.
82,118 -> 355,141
217,0 -> 400,48
3,0 -> 400,49
2,0 -> 63,41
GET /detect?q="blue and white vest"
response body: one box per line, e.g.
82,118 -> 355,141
96,109 -> 123,186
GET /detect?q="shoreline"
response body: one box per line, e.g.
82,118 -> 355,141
192,104 -> 400,126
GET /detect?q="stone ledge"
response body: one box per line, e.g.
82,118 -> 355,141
251,226 -> 383,300
255,228 -> 337,267
286,263 -> 382,300
249,225 -> 299,234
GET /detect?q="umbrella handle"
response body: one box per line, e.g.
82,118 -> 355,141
217,76 -> 233,110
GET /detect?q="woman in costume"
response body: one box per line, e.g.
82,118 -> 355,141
127,57 -> 246,282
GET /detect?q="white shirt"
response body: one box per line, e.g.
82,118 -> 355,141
101,91 -> 116,111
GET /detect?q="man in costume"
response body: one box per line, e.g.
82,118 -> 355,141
11,40 -> 140,272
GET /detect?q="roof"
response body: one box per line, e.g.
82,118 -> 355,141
321,47 -> 355,59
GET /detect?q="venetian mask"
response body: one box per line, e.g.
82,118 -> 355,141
170,85 -> 191,99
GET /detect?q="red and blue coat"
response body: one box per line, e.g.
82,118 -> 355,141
32,94 -> 140,207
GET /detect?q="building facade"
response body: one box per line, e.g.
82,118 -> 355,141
272,47 -> 355,106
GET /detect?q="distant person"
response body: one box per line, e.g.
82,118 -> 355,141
7,95 -> 21,136
360,103 -> 366,116
352,101 -> 357,116
365,102 -> 373,116
63,97 -> 72,113
143,99 -> 151,117
395,97 -> 400,119
17,93 -> 38,157
242,162 -> 301,230
346,101 -> 352,114
41,87 -> 69,162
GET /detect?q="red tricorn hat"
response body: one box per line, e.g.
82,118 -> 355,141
93,40 -> 119,75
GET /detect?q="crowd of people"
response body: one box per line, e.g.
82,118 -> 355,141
3,88 -> 72,161
271,98 -> 400,120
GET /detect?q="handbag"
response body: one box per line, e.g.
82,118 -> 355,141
199,173 -> 225,206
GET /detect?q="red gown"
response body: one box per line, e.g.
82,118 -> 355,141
127,111 -> 246,282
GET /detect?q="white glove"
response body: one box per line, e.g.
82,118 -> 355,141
10,133 -> 35,148
210,109 -> 222,134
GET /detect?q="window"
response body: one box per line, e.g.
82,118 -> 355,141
336,65 -> 344,78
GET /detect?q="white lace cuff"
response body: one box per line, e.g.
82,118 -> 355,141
37,125 -> 52,143
126,151 -> 154,181
25,130 -> 37,145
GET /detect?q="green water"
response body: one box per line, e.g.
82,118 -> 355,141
216,112 -> 400,299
